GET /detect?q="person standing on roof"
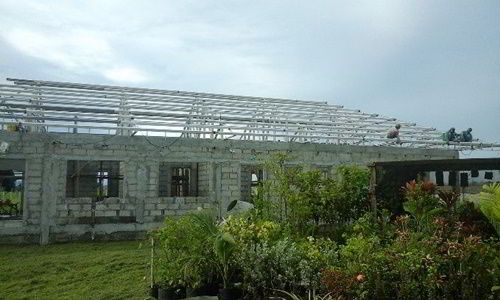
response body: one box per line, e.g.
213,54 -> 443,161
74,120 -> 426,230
387,124 -> 402,144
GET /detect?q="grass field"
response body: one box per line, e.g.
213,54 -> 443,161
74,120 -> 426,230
0,241 -> 151,300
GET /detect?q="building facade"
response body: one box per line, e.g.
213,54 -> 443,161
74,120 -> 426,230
0,131 -> 457,244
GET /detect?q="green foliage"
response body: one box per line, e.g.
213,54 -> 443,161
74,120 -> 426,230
479,183 -> 500,236
237,238 -> 305,297
0,191 -> 22,215
152,211 -> 218,289
296,237 -> 338,290
253,153 -> 302,223
456,200 -> 498,238
149,157 -> 500,299
234,232 -> 337,298
222,215 -> 282,245
254,154 -> 370,236
333,213 -> 500,300
214,232 -> 237,288
437,190 -> 460,211
402,180 -> 443,229
333,166 -> 371,218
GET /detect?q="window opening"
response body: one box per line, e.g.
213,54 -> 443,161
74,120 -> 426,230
250,169 -> 263,197
159,163 -> 198,197
97,170 -> 109,198
0,160 -> 24,219
171,167 -> 190,197
66,160 -> 123,199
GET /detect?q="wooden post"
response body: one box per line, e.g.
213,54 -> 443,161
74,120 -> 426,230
151,237 -> 154,288
370,165 -> 378,214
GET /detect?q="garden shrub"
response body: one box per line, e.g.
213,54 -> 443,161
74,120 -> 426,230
479,183 -> 500,236
237,238 -> 304,298
223,214 -> 338,298
150,168 -> 500,300
456,200 -> 498,238
296,237 -> 338,291
253,154 -> 371,237
402,180 -> 443,230
333,209 -> 500,300
331,166 -> 371,221
222,215 -> 283,246
152,212 -> 219,289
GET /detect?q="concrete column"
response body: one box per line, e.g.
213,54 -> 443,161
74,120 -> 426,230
135,163 -> 148,223
214,162 -> 222,217
208,162 -> 217,201
40,158 -> 60,245
235,162 -> 242,202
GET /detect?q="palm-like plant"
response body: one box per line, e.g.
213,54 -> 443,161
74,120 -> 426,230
182,213 -> 218,285
214,232 -> 237,289
270,289 -> 337,300
478,183 -> 500,236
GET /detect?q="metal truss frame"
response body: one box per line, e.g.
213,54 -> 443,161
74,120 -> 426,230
0,78 -> 498,150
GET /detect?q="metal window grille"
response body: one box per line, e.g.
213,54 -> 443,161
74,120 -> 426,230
171,167 -> 190,197
66,161 -> 123,198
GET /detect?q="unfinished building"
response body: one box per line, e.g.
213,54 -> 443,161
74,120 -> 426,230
0,78 -> 497,244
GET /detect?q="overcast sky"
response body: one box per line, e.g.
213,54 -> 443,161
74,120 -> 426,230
1,0 -> 499,156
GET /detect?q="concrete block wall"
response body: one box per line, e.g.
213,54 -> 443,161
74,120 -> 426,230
240,165 -> 253,202
198,162 -> 212,197
0,131 -> 458,244
240,165 -> 264,202
24,158 -> 43,226
217,162 -> 241,213
66,160 -> 121,197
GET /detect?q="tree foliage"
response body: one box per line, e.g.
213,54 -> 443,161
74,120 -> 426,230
253,154 -> 371,236
479,183 -> 500,236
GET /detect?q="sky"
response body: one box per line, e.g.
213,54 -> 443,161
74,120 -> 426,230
0,0 -> 499,157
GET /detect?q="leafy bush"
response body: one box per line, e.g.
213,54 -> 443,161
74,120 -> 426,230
402,180 -> 443,230
222,215 -> 282,246
150,161 -> 500,300
234,232 -> 337,298
479,183 -> 500,236
253,154 -> 370,236
214,232 -> 237,288
456,200 -> 498,238
152,212 -> 218,289
330,166 -> 371,222
296,237 -> 338,291
237,238 -> 304,298
333,212 -> 500,300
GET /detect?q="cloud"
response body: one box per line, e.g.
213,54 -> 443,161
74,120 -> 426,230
1,27 -> 150,84
103,67 -> 148,83
0,0 -> 498,150
3,28 -> 112,70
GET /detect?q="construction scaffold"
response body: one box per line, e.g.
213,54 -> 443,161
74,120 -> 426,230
0,78 -> 498,150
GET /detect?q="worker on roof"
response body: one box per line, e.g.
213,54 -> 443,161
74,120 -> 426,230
387,124 -> 402,144
459,128 -> 473,142
442,127 -> 458,142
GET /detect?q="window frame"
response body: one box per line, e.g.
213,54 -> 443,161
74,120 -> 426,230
0,159 -> 26,220
66,160 -> 123,198
159,162 -> 198,197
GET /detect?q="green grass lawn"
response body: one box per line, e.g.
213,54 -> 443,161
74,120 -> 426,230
0,240 -> 151,300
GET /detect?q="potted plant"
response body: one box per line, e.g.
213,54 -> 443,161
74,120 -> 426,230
157,285 -> 184,300
149,282 -> 159,299
214,232 -> 240,300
